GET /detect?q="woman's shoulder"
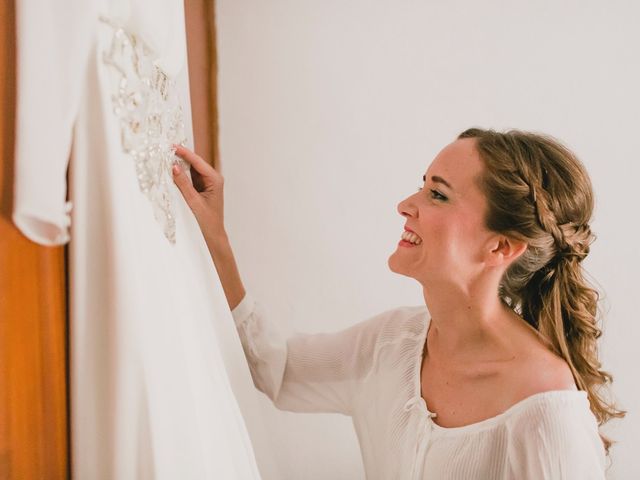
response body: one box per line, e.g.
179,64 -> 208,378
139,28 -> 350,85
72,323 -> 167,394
495,336 -> 580,416
503,388 -> 599,435
503,389 -> 605,463
499,389 -> 606,476
478,341 -> 587,427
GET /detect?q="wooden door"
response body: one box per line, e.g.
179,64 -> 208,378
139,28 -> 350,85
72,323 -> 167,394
0,0 -> 69,477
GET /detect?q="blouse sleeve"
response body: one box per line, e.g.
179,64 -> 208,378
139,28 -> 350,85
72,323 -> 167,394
13,0 -> 98,245
507,397 -> 607,479
230,292 -> 389,416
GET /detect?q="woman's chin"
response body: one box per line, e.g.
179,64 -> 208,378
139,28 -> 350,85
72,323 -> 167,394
387,253 -> 405,275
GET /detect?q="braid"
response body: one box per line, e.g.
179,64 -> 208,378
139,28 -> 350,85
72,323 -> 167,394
529,177 -> 592,263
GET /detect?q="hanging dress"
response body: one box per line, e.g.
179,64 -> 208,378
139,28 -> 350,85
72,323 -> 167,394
13,0 -> 278,478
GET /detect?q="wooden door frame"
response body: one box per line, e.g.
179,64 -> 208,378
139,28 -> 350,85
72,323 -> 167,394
0,1 -> 69,477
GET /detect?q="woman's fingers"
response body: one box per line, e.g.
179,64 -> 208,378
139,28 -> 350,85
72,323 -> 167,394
171,145 -> 226,236
172,163 -> 202,211
173,144 -> 216,178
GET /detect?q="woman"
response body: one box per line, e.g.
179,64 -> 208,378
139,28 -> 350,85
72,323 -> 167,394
171,128 -> 625,479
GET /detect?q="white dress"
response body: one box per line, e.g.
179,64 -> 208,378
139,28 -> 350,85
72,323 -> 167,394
13,1 -> 277,478
232,292 -> 608,480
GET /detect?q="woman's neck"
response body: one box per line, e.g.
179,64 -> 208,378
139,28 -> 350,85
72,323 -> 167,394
421,281 -> 524,365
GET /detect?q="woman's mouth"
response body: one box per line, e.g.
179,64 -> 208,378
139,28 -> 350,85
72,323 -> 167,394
399,230 -> 422,247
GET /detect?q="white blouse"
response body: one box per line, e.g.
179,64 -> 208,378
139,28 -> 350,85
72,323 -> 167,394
231,292 -> 608,479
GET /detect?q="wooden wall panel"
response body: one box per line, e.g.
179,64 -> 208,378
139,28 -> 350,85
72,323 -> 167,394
0,0 -> 69,478
185,0 -> 220,168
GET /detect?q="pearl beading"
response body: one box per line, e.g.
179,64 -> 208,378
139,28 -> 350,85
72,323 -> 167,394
99,16 -> 188,244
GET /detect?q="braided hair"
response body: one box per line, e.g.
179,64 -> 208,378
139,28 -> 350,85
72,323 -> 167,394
457,127 -> 626,456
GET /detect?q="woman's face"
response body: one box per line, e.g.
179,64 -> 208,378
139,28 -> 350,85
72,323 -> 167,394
388,137 -> 496,287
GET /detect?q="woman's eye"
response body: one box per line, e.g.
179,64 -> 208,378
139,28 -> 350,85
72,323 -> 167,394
431,190 -> 447,200
417,187 -> 447,201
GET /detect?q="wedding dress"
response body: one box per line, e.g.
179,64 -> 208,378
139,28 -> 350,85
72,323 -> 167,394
13,1 -> 276,478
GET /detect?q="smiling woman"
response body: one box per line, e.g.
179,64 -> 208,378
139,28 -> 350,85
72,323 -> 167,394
171,127 -> 624,479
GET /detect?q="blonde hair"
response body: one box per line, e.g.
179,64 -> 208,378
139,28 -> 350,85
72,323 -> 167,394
457,127 -> 625,455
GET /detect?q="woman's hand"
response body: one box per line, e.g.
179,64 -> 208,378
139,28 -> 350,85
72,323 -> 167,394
171,144 -> 226,241
171,144 -> 247,310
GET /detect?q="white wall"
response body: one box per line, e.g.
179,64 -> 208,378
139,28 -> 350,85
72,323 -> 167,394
216,1 -> 639,478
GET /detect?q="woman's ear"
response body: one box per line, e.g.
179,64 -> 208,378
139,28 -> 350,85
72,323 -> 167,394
486,235 -> 527,268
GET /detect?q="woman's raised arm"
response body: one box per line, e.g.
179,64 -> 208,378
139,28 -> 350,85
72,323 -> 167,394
171,145 -> 246,310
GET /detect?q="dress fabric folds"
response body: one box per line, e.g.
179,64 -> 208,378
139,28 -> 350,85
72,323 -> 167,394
13,1 -> 276,478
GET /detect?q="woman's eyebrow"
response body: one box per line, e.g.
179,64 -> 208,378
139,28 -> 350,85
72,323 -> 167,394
423,174 -> 454,191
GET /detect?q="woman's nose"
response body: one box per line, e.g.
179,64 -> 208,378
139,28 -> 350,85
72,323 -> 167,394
397,196 -> 415,219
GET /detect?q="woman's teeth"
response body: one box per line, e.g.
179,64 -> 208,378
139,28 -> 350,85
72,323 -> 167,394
401,231 -> 422,245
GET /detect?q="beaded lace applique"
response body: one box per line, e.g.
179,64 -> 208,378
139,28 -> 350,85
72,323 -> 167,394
99,16 -> 188,244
